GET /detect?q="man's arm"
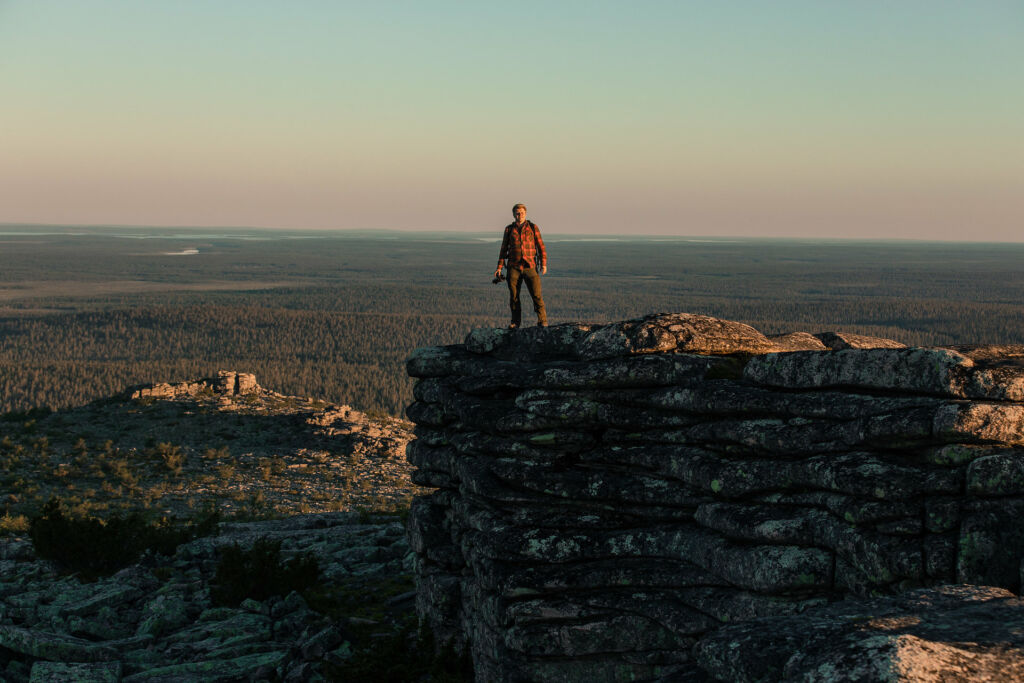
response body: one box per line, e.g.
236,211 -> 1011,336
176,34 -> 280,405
495,226 -> 510,276
533,223 -> 547,274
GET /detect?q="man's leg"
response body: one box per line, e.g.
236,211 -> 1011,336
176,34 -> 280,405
507,267 -> 523,327
521,267 -> 547,326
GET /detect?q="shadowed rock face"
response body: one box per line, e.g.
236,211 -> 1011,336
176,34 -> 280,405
695,585 -> 1024,682
405,313 -> 1024,682
0,514 -> 412,682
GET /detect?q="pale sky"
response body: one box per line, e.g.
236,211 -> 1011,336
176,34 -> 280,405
1,1 -> 1021,240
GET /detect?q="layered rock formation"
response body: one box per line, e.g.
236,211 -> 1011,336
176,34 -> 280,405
404,313 -> 1024,681
127,370 -> 259,401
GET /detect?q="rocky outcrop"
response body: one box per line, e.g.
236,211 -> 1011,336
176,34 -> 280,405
127,371 -> 260,401
404,312 -> 1024,682
18,372 -> 417,520
0,514 -> 411,682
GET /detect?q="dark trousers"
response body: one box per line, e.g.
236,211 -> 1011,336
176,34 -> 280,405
507,266 -> 546,326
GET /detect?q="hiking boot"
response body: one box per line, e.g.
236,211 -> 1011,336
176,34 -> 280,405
508,323 -> 519,330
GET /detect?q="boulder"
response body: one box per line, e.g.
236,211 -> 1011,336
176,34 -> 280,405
767,332 -> 828,352
577,313 -> 775,360
816,331 -> 906,350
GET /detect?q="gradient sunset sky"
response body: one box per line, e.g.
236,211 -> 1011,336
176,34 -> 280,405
2,1 -> 1021,240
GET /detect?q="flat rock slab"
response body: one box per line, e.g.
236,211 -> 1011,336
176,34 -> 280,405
0,624 -> 119,662
59,585 -> 143,618
465,324 -> 594,360
423,316 -> 1024,403
29,661 -> 122,683
767,332 -> 828,352
946,344 -> 1024,365
457,313 -> 777,362
744,347 -> 975,396
576,313 -> 776,359
816,331 -> 906,350
120,650 -> 286,682
694,585 -> 1024,682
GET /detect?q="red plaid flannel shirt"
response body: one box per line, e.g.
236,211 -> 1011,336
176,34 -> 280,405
497,221 -> 546,270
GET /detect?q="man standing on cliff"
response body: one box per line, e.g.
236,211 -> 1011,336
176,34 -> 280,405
494,203 -> 547,329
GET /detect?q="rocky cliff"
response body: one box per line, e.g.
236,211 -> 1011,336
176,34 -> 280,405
404,313 -> 1024,682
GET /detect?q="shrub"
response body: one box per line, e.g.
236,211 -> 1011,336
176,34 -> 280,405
257,458 -> 273,480
108,459 -> 138,488
29,498 -> 219,580
210,538 -> 319,607
330,623 -> 472,683
203,445 -> 231,460
1,406 -> 52,423
0,512 -> 30,534
153,442 -> 185,474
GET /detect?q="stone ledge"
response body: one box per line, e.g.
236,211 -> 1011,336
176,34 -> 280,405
694,585 -> 1024,682
404,312 -> 1024,681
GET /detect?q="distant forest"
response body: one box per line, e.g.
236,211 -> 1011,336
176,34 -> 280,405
1,229 -> 1022,415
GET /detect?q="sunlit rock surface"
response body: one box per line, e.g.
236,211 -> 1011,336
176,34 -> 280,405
127,370 -> 260,400
405,312 -> 1024,682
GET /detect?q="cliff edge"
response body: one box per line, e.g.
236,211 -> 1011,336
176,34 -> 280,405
405,312 -> 1024,682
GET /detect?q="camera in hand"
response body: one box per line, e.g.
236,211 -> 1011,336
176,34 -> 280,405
492,273 -> 505,284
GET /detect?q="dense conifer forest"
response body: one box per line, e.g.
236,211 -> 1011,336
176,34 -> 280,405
1,227 -> 1022,415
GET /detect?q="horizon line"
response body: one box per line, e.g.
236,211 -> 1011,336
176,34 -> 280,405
2,221 -> 1023,246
